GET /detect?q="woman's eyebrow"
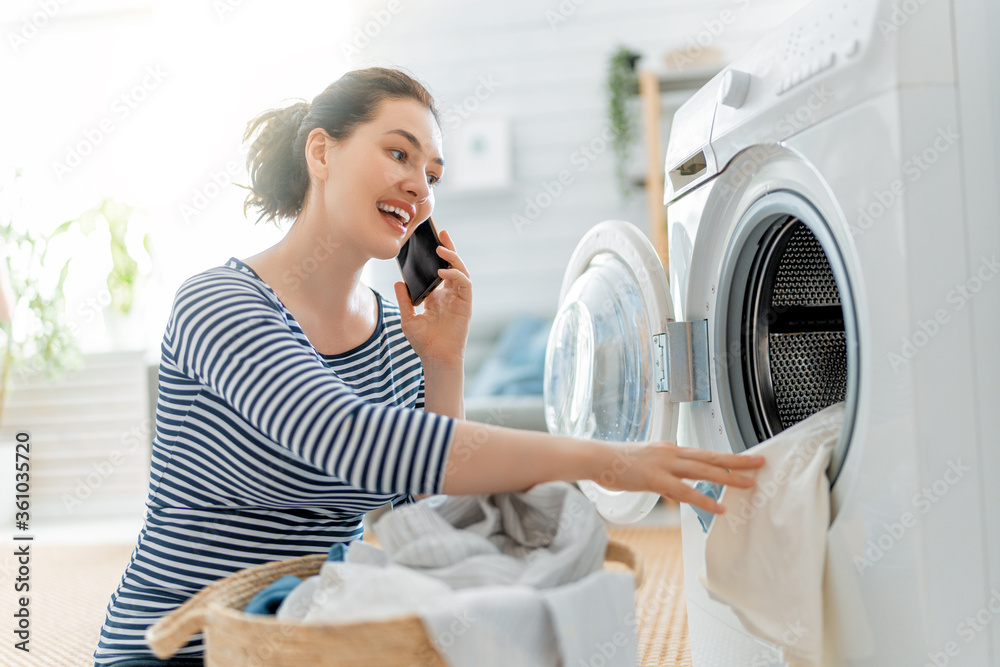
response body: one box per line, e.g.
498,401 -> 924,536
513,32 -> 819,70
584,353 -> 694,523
384,128 -> 445,167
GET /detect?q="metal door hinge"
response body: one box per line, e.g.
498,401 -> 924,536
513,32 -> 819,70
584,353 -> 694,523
653,320 -> 711,402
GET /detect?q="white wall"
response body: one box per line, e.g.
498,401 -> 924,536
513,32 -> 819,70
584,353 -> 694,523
350,0 -> 812,334
1,0 -> 811,356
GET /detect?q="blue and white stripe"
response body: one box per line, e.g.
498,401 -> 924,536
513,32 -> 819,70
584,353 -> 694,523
94,257 -> 454,665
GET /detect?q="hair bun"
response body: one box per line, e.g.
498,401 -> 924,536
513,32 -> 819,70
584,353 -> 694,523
242,100 -> 311,225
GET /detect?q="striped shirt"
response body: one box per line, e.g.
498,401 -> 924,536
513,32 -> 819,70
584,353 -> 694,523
94,257 -> 456,665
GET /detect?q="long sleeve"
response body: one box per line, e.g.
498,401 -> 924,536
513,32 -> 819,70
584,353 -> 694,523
162,269 -> 455,496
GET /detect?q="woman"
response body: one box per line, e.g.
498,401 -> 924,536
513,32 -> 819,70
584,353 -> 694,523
94,67 -> 763,666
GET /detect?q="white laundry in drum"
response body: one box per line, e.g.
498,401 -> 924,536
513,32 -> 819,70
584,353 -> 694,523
700,402 -> 845,667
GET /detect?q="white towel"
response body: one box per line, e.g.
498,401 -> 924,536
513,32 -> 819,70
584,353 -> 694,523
278,481 -> 637,667
699,402 -> 845,666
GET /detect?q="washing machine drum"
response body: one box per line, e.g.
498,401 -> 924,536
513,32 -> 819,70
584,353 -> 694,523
720,191 -> 859,482
739,218 -> 848,439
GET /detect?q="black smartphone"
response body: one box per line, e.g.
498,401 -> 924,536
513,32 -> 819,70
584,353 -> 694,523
396,216 -> 451,306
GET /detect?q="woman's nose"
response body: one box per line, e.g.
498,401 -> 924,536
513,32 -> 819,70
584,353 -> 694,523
406,177 -> 430,201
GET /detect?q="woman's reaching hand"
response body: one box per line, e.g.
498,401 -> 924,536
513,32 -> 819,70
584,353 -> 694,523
442,421 -> 766,515
593,442 -> 766,515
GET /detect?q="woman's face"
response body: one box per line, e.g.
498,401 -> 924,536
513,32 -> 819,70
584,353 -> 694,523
318,97 -> 444,261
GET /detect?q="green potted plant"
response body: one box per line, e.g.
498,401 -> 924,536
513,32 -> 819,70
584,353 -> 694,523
0,175 -> 81,426
606,45 -> 642,199
0,173 -> 150,425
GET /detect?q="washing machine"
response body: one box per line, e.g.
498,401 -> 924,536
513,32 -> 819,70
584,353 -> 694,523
543,0 -> 999,664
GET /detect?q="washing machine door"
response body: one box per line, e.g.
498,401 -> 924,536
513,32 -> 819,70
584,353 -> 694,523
544,220 -> 700,523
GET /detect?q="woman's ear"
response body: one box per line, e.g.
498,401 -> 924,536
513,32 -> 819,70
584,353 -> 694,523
304,127 -> 335,181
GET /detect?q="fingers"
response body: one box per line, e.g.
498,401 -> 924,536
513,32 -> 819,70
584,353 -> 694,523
677,447 -> 766,470
667,480 -> 725,514
671,458 -> 757,489
438,228 -> 456,251
436,268 -> 472,298
393,281 -> 416,318
436,230 -> 470,278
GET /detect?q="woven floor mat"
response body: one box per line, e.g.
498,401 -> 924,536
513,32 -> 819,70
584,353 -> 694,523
607,525 -> 692,667
0,541 -> 136,667
0,526 -> 690,667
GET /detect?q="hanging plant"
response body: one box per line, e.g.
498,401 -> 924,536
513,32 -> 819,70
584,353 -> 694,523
606,46 -> 642,199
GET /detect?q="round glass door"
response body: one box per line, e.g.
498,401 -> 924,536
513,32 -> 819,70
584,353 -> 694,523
544,220 -> 675,523
544,253 -> 654,444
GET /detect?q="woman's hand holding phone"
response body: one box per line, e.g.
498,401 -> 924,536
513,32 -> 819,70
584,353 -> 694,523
394,227 -> 472,368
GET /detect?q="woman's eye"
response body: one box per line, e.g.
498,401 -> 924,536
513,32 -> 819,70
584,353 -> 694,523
389,148 -> 406,161
428,174 -> 442,187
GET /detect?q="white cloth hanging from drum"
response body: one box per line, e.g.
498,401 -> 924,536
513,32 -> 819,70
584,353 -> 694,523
700,402 -> 845,666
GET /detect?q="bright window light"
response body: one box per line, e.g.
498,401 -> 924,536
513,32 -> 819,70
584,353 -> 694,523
0,0 -> 352,353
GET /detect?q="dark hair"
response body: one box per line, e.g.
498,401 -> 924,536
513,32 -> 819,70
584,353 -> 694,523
242,67 -> 439,226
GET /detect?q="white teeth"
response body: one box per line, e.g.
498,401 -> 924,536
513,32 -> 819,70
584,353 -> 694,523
377,202 -> 411,224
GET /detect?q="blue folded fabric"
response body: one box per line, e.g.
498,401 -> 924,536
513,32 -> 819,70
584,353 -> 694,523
244,575 -> 303,615
327,541 -> 348,562
692,480 -> 724,533
243,543 -> 348,615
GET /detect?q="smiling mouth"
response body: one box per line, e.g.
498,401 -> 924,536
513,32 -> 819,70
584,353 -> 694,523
376,202 -> 412,226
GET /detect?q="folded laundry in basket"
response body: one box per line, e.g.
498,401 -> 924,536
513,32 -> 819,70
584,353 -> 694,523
241,540 -> 350,616
276,481 -> 637,667
244,575 -> 303,615
700,402 -> 845,667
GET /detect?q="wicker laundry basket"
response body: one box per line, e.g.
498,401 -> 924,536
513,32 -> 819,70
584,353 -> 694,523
146,540 -> 643,667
